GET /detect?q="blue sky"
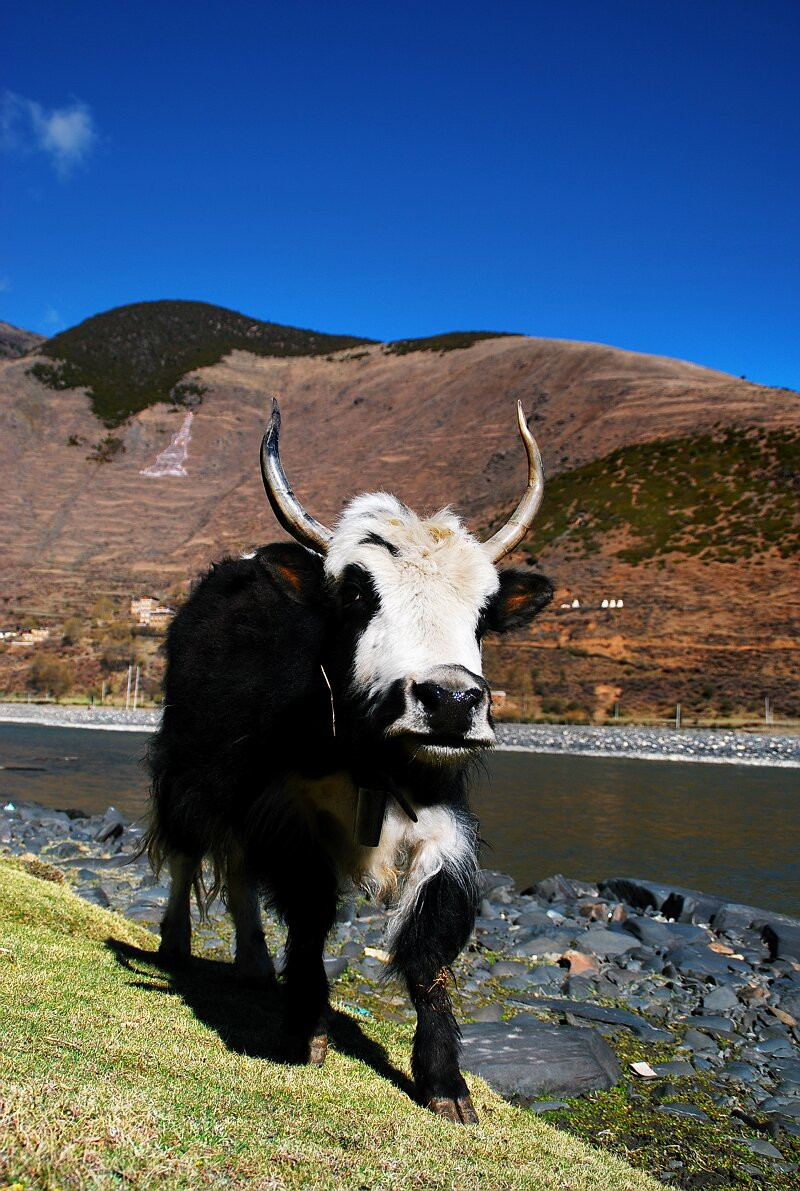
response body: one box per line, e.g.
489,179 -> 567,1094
3,1 -> 799,389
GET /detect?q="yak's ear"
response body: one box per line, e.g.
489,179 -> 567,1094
257,543 -> 325,605
483,570 -> 554,634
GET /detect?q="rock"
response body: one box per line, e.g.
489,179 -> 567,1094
762,922 -> 800,963
655,1103 -> 709,1121
667,943 -> 734,980
738,1138 -> 784,1159
534,874 -> 598,903
471,1003 -> 504,1023
460,1018 -> 621,1102
681,1028 -> 719,1054
513,932 -> 574,959
323,956 -> 348,979
702,984 -> 740,1013
560,950 -> 600,977
527,1100 -> 570,1114
94,807 -> 128,843
623,917 -> 677,950
652,1060 -> 696,1078
576,928 -> 639,960
510,995 -> 674,1042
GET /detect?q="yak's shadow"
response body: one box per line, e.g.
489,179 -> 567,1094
106,939 -> 415,1100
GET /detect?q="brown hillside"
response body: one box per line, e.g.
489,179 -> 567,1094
1,332 -> 798,720
0,320 -> 45,360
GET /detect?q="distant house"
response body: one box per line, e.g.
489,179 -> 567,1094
130,596 -> 174,628
9,627 -> 51,647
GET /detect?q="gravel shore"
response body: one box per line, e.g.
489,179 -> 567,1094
2,702 -> 798,767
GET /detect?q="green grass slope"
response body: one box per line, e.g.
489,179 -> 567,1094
31,300 -> 375,427
523,426 -> 799,565
0,860 -> 658,1191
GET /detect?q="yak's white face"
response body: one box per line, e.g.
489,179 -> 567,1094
324,493 -> 500,760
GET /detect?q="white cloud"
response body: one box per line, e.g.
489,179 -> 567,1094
2,91 -> 97,175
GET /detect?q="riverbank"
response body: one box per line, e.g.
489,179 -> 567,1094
2,798 -> 799,1185
1,702 -> 798,767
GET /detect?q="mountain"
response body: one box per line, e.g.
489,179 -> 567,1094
1,300 -> 798,721
0,320 -> 45,360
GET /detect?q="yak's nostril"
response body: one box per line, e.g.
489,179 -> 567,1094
413,682 -> 485,716
413,681 -> 449,713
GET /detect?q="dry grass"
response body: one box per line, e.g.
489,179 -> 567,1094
0,860 -> 660,1191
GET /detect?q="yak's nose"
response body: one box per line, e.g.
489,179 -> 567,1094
412,678 -> 487,736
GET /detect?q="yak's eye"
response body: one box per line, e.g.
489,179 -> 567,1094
340,582 -> 363,609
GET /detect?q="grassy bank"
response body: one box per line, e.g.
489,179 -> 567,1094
0,860 -> 657,1191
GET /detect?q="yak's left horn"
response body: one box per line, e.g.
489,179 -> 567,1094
482,401 -> 545,563
260,399 -> 332,555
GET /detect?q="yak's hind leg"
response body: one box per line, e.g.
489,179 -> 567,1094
225,841 -> 277,987
159,851 -> 199,964
389,818 -> 481,1124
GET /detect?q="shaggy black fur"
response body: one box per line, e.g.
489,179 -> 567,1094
146,541 -> 553,1119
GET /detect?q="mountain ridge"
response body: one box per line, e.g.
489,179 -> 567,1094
1,300 -> 798,720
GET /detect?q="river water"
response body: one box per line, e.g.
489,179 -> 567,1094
1,722 -> 798,916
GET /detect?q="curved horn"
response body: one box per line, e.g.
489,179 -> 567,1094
260,399 -> 332,554
482,401 -> 545,563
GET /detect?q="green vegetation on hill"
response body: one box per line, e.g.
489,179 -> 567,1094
31,300 -> 375,426
524,427 -> 799,565
0,860 -> 657,1191
384,330 -> 514,355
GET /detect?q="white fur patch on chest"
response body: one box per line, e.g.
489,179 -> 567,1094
285,772 -> 477,929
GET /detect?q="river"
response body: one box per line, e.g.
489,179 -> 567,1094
1,722 -> 798,916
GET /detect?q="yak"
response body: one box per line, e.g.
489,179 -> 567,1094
145,398 -> 553,1123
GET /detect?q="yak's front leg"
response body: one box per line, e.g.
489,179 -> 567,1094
390,861 -> 480,1124
268,853 -> 339,1066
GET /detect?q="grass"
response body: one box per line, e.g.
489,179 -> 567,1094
0,859 -> 659,1191
30,301 -> 375,427
518,426 -> 799,565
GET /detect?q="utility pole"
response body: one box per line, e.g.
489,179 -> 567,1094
133,666 -> 141,710
125,665 -> 132,710
675,702 -> 681,729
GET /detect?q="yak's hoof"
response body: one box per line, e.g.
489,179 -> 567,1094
308,1032 -> 328,1066
235,958 -> 278,989
157,943 -> 191,968
427,1094 -> 479,1125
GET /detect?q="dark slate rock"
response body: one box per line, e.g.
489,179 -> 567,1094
526,965 -> 564,987
686,1015 -> 736,1038
94,807 -> 129,843
471,1003 -> 504,1023
652,1060 -> 696,1078
623,917 -> 677,950
576,927 -> 639,960
655,1103 -> 709,1121
762,922 -> 800,963
513,932 -> 574,958
667,943 -> 734,980
702,984 -> 740,1013
460,1019 -> 621,1102
509,995 -> 674,1042
681,1028 -> 719,1054
662,889 -> 723,925
598,877 -> 675,911
738,1138 -> 784,1159
534,874 -> 598,903
323,956 -> 348,980
481,870 -> 515,896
